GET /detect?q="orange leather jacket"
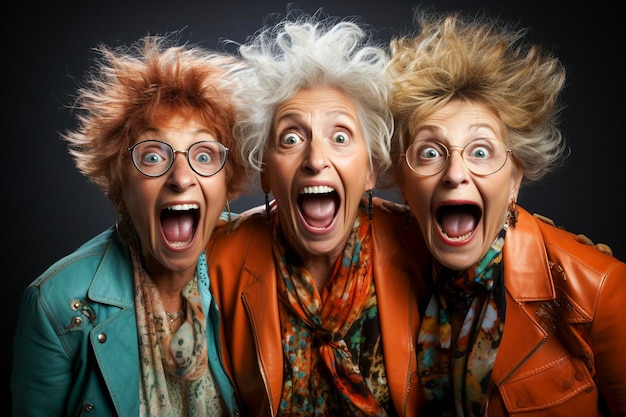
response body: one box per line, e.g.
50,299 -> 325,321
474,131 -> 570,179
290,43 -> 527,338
206,202 -> 430,417
485,207 -> 626,416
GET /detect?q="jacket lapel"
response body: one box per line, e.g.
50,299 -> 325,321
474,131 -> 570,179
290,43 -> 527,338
88,236 -> 140,416
90,308 -> 140,417
371,206 -> 422,414
492,208 -> 556,384
240,220 -> 284,414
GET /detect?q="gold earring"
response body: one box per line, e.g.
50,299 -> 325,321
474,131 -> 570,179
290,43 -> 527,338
508,199 -> 519,229
114,205 -> 128,245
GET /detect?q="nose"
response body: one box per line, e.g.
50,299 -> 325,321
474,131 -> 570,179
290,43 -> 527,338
441,148 -> 470,186
166,151 -> 197,191
301,137 -> 330,174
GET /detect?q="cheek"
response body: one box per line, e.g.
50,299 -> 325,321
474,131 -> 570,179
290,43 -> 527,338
202,177 -> 228,210
401,169 -> 432,207
481,177 -> 515,228
123,179 -> 158,222
265,155 -> 296,197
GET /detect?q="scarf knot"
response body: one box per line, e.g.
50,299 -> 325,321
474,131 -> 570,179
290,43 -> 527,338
418,226 -> 508,417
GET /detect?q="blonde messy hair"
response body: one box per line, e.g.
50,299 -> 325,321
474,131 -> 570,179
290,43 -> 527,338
388,10 -> 567,183
62,34 -> 248,207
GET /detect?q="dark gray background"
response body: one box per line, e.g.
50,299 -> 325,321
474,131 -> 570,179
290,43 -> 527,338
3,0 -> 624,408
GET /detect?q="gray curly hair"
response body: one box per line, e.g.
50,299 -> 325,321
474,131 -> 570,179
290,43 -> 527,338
230,10 -> 394,180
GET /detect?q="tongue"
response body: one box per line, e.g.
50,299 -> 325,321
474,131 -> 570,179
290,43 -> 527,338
300,195 -> 336,228
162,212 -> 195,243
440,210 -> 476,238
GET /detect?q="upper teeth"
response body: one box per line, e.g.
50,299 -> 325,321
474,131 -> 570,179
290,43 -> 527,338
300,185 -> 334,195
165,203 -> 199,211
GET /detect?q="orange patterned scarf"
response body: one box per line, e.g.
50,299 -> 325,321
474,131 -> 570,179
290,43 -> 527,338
274,205 -> 390,416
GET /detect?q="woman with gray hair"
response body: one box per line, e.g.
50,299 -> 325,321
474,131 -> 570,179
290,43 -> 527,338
206,10 -> 429,417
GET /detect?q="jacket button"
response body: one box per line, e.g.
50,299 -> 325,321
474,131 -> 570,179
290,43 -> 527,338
97,333 -> 107,343
574,372 -> 585,381
562,379 -> 573,389
72,317 -> 82,326
516,398 -> 529,408
71,300 -> 82,310
84,402 -> 94,411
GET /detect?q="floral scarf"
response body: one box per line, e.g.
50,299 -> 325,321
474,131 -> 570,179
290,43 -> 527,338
128,234 -> 227,416
273,204 -> 393,417
417,227 -> 507,417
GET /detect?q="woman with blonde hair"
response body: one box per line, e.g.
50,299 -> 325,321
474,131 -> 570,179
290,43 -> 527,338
388,10 -> 626,416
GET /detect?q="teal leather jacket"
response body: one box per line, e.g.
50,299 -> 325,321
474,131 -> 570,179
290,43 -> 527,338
11,228 -> 240,417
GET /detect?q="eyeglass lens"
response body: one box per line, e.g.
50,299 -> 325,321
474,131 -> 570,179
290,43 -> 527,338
405,138 -> 509,176
130,140 -> 227,177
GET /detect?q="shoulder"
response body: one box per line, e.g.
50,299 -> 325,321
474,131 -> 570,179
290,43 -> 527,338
371,197 -> 431,266
16,228 -> 130,342
206,211 -> 273,268
26,228 -> 132,308
32,228 -> 116,287
210,211 -> 271,245
516,208 -> 626,314
532,211 -> 625,277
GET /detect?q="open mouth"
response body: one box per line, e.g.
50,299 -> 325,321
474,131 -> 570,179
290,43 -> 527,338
436,204 -> 482,241
161,203 -> 199,248
297,185 -> 339,229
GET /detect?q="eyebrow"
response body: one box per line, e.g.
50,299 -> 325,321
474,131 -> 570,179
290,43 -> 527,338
416,122 -> 498,134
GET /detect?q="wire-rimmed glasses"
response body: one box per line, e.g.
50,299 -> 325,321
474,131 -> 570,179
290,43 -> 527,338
127,140 -> 228,177
402,138 -> 512,176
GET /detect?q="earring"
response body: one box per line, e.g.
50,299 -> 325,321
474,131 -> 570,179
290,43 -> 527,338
114,205 -> 128,246
368,189 -> 373,221
265,192 -> 270,222
403,202 -> 410,226
115,205 -> 121,240
225,199 -> 231,224
508,199 -> 519,229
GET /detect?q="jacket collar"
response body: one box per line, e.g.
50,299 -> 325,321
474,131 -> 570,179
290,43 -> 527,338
502,207 -> 555,302
239,207 -> 423,414
237,217 -> 284,413
89,229 -> 135,308
491,207 -> 556,384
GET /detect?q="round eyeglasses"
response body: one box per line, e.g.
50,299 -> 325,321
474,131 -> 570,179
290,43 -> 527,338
402,138 -> 512,177
127,140 -> 228,177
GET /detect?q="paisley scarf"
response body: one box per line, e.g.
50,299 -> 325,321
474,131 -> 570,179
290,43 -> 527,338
417,227 -> 507,417
128,233 -> 227,416
274,204 -> 392,417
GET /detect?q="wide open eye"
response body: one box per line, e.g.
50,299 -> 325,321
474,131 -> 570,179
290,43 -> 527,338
131,140 -> 172,176
412,140 -> 446,163
189,141 -> 227,176
465,140 -> 493,160
420,145 -> 442,159
332,131 -> 349,144
192,145 -> 217,165
463,138 -> 509,175
280,132 -> 301,145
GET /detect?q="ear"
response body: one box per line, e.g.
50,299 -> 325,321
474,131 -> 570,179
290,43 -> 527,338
510,167 -> 523,201
365,162 -> 377,191
366,172 -> 377,191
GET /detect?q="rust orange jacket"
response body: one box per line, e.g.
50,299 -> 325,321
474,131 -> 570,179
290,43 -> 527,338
484,207 -> 626,416
206,202 -> 430,417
